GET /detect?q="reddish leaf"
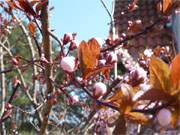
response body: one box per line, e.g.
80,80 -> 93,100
171,104 -> 180,128
27,21 -> 36,36
149,56 -> 170,92
78,38 -> 100,78
107,88 -> 133,113
128,20 -> 143,33
6,0 -> 16,12
136,88 -> 170,101
84,66 -> 111,80
157,0 -> 173,14
124,112 -> 149,124
170,54 -> 180,91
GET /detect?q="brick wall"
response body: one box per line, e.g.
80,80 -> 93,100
113,0 -> 173,57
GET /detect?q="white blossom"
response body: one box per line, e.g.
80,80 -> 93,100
144,49 -> 153,57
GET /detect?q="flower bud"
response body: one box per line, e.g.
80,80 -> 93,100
106,52 -> 118,63
157,108 -> 172,127
69,40 -> 79,50
98,59 -> 106,66
5,103 -> 13,110
63,33 -> 73,45
11,58 -> 19,66
121,33 -> 127,39
129,68 -> 147,86
93,82 -> 107,98
60,56 -> 76,72
76,76 -> 83,82
40,54 -> 49,64
72,95 -> 79,103
105,37 -> 113,46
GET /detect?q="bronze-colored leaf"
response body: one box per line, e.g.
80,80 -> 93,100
78,38 -> 100,78
124,112 -> 149,124
84,66 -> 111,80
6,0 -> 16,12
107,89 -> 133,113
113,115 -> 126,135
136,88 -> 170,101
171,104 -> 180,128
149,56 -> 170,92
128,20 -> 143,34
27,21 -> 36,36
170,54 -> 180,92
157,0 -> 173,14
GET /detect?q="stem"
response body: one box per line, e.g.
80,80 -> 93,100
17,17 -> 39,105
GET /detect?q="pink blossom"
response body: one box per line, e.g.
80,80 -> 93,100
60,56 -> 76,72
157,108 -> 172,127
93,82 -> 107,98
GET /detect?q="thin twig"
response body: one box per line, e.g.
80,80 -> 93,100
100,0 -> 113,22
101,19 -> 164,52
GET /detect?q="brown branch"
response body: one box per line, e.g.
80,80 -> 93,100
39,1 -> 54,134
0,83 -> 20,124
73,77 -> 119,110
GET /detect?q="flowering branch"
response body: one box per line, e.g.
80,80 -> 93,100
101,18 -> 164,52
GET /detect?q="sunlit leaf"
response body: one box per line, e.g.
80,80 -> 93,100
107,88 -> 133,113
157,0 -> 173,14
6,0 -> 16,12
84,65 -> 111,80
136,88 -> 170,101
170,54 -> 180,92
78,38 -> 100,78
171,104 -> 180,128
124,112 -> 149,124
128,20 -> 143,33
149,56 -> 170,92
27,21 -> 36,36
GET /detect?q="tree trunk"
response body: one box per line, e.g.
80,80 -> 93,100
39,1 -> 54,135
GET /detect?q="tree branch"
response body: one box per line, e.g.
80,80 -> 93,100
101,19 -> 164,52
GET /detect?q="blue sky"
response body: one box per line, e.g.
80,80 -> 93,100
50,0 -> 112,41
